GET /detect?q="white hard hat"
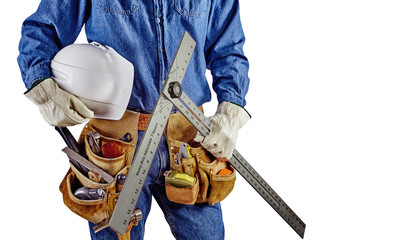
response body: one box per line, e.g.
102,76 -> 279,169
50,42 -> 134,120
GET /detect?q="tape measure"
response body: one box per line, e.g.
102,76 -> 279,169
109,32 -> 306,238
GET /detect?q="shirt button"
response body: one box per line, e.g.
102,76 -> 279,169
157,18 -> 161,23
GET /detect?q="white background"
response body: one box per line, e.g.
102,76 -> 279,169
2,0 -> 399,239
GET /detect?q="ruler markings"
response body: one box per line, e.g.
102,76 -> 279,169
164,75 -> 306,238
109,32 -> 305,238
165,89 -> 305,237
109,32 -> 196,234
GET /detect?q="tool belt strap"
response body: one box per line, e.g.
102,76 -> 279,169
137,112 -> 151,131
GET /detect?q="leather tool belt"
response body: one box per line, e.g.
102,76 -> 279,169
59,110 -> 147,240
164,108 -> 236,205
59,108 -> 236,239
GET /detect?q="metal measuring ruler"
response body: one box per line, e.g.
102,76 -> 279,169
109,32 -> 306,238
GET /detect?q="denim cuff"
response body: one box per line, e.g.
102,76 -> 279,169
24,62 -> 51,90
217,92 -> 246,108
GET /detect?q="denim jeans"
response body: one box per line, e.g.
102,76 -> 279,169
89,130 -> 225,240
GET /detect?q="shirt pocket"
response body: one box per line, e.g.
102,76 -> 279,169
98,0 -> 139,15
175,0 -> 208,18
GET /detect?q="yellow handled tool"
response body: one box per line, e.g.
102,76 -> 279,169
164,170 -> 196,188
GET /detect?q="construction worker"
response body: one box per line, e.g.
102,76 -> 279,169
18,0 -> 250,239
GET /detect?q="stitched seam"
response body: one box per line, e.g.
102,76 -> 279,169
98,2 -> 139,15
25,62 -> 51,89
158,192 -> 179,239
174,0 -> 205,18
156,147 -> 165,182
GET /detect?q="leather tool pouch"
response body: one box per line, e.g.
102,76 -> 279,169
59,111 -> 139,235
165,110 -> 236,206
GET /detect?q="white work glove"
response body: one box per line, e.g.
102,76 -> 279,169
194,101 -> 251,160
25,78 -> 94,127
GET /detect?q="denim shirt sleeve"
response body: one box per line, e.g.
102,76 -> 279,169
205,0 -> 250,107
17,0 -> 89,89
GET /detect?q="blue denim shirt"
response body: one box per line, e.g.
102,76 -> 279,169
18,0 -> 250,111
